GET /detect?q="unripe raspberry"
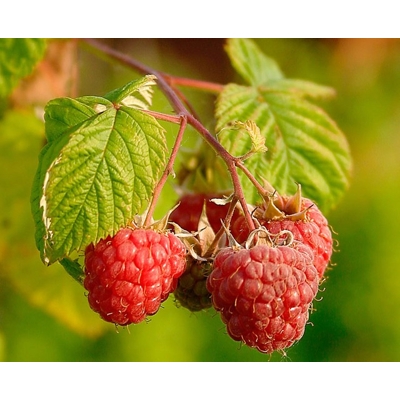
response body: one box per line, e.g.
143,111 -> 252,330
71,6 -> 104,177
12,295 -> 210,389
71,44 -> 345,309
174,257 -> 212,312
84,227 -> 186,325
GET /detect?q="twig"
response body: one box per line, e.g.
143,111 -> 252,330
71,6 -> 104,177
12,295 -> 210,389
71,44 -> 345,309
83,38 -> 256,232
235,160 -> 268,198
162,74 -> 224,94
143,116 -> 188,227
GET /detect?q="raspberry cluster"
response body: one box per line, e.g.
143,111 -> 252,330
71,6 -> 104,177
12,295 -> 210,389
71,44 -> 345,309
169,190 -> 333,354
83,189 -> 333,355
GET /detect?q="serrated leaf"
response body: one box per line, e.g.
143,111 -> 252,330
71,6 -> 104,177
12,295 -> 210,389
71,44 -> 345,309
44,96 -> 112,142
31,134 -> 72,257
33,91 -> 167,265
225,38 -> 284,85
0,38 -> 47,97
225,38 -> 336,100
266,79 -> 336,100
43,74 -> 156,143
216,83 -> 352,213
104,74 -> 157,108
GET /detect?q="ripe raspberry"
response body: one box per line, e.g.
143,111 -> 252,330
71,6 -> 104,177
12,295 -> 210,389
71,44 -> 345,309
231,197 -> 333,279
174,257 -> 212,312
169,192 -> 240,234
84,227 -> 186,325
206,243 -> 319,354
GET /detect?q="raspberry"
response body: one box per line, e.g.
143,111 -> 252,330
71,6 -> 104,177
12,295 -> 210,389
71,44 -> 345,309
84,227 -> 187,325
231,196 -> 333,279
169,192 -> 240,234
206,243 -> 319,354
174,257 -> 212,312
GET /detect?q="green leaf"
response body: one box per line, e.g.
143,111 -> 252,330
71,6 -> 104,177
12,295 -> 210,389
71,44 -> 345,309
32,78 -> 168,265
218,38 -> 352,213
265,79 -> 337,100
225,38 -> 284,85
43,75 -> 157,143
218,120 -> 267,160
31,135 -> 71,257
44,96 -> 112,142
216,83 -> 352,213
104,74 -> 157,108
0,38 -> 47,97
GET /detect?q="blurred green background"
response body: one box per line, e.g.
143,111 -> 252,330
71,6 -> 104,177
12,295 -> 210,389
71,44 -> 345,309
1,38 -> 400,362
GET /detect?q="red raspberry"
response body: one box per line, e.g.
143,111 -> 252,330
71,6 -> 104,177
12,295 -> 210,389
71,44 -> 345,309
206,243 -> 319,354
231,198 -> 333,279
169,192 -> 240,233
84,227 -> 186,325
174,257 -> 212,312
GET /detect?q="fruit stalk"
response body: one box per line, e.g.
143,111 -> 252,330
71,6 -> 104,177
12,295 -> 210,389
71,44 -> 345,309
143,116 -> 187,227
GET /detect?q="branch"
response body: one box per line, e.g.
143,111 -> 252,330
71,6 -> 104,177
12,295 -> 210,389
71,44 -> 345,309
162,74 -> 224,94
83,39 -> 256,232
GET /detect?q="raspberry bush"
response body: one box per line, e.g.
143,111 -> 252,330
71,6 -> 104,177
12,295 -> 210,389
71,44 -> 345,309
30,38 -> 352,356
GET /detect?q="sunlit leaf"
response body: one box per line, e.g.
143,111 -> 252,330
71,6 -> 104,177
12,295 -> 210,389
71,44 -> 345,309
31,77 -> 168,265
225,38 -> 284,85
265,79 -> 336,100
44,96 -> 112,142
218,120 -> 267,161
216,83 -> 352,212
104,74 -> 157,108
218,39 -> 352,212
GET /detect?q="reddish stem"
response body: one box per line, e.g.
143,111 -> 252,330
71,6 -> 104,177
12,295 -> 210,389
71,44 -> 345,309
235,160 -> 269,198
143,116 -> 188,227
164,84 -> 202,121
162,74 -> 224,94
142,110 -> 181,124
83,39 -> 256,232
187,115 -> 255,231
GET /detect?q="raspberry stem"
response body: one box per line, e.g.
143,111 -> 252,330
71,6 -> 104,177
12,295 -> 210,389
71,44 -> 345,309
235,159 -> 269,198
143,115 -> 188,227
83,38 -> 256,232
162,74 -> 224,94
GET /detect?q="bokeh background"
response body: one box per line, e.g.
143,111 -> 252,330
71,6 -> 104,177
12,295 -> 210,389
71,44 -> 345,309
1,38 -> 400,362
